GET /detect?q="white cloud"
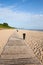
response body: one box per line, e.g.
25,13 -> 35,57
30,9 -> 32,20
0,6 -> 43,29
0,6 -> 31,22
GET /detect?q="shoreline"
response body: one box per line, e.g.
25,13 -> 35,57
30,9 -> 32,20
17,28 -> 43,32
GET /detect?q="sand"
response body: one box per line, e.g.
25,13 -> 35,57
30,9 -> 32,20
0,29 -> 43,64
0,29 -> 15,55
17,29 -> 43,63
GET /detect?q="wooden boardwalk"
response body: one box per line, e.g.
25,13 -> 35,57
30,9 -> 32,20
0,33 -> 41,65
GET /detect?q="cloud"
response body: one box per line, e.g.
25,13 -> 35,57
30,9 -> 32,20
0,5 -> 43,29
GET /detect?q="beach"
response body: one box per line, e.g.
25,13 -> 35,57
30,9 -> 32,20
0,29 -> 43,64
0,29 -> 15,55
17,29 -> 43,64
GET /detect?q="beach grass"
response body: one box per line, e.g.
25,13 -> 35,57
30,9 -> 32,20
0,23 -> 15,29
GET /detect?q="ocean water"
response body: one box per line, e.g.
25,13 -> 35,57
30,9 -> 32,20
17,28 -> 43,31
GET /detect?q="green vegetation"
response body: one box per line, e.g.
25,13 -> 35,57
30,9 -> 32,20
0,23 -> 15,29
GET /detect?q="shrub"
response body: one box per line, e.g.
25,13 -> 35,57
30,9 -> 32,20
3,23 -> 8,26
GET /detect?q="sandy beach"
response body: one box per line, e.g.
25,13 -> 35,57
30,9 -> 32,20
0,29 -> 43,64
0,29 -> 15,55
17,29 -> 43,63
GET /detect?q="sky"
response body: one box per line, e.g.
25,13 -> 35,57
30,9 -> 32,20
0,0 -> 43,29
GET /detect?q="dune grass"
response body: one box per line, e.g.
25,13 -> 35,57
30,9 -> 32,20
0,23 -> 15,29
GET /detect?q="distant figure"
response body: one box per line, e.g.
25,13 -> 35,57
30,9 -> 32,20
17,30 -> 18,32
23,33 -> 26,40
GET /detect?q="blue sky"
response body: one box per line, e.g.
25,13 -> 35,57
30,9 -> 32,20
0,0 -> 43,29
